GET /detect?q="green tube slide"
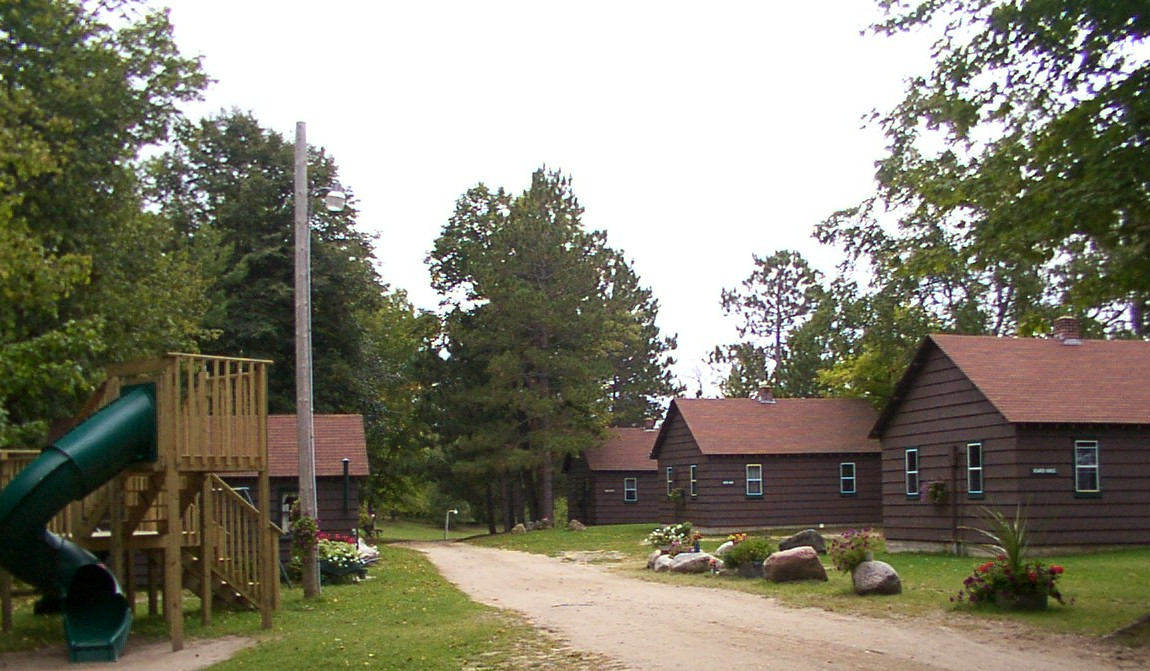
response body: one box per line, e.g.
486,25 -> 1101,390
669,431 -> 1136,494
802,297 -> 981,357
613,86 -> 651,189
0,385 -> 157,662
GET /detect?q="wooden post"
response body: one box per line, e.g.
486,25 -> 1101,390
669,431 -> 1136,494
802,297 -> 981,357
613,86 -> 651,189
162,359 -> 184,651
258,430 -> 275,626
147,551 -> 159,617
200,475 -> 213,627
125,549 -> 136,617
294,121 -> 320,598
109,476 -> 124,585
1,569 -> 11,633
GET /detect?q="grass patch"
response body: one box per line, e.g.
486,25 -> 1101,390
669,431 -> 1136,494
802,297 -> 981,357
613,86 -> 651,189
0,545 -> 597,670
372,518 -> 489,543
468,523 -> 653,556
469,524 -> 1150,642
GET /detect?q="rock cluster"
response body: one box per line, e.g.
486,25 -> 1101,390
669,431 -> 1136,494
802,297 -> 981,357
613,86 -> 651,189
648,549 -> 718,574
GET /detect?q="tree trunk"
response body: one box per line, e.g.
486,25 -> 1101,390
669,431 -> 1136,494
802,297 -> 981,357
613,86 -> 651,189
1132,299 -> 1147,338
484,481 -> 497,535
523,468 -> 539,523
539,452 -> 554,522
502,473 -> 515,532
512,473 -> 526,526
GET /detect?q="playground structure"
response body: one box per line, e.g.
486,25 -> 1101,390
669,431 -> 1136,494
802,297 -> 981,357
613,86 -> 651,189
0,353 -> 279,661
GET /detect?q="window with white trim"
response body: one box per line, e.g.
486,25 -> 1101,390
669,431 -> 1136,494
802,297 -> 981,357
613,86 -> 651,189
624,477 -> 637,502
905,448 -> 919,497
666,466 -> 674,496
967,442 -> 984,496
689,464 -> 698,497
1074,440 -> 1100,494
839,462 -> 856,495
746,464 -> 763,497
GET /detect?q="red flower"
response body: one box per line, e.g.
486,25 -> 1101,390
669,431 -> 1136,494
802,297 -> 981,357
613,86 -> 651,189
1050,565 -> 1064,574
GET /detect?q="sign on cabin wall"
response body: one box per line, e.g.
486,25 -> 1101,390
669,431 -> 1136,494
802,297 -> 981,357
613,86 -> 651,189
1031,467 -> 1058,475
721,480 -> 735,486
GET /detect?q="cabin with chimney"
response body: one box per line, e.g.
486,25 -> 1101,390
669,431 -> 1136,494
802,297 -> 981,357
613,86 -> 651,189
565,424 -> 661,525
871,317 -> 1150,552
226,414 -> 370,559
649,387 -> 882,530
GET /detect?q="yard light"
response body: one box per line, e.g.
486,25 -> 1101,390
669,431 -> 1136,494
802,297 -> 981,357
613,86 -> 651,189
444,508 -> 459,541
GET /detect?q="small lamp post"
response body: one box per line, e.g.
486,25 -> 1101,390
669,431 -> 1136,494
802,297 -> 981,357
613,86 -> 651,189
443,509 -> 459,541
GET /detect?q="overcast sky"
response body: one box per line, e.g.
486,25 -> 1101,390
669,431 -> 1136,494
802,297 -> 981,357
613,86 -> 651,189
150,0 -> 932,395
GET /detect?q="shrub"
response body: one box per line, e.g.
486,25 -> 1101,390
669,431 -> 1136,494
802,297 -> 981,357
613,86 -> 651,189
646,522 -> 694,547
722,537 -> 774,569
828,528 -> 884,572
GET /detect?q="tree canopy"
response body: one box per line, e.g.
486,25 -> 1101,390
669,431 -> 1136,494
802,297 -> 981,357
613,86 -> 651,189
428,169 -> 679,526
0,0 -> 207,447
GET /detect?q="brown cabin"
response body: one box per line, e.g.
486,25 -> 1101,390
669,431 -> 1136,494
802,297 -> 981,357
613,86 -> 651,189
650,390 -> 882,530
565,427 -> 661,525
871,318 -> 1150,552
227,414 -> 369,558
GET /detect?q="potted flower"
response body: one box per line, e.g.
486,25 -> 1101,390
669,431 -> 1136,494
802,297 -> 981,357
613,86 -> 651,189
722,537 -> 775,577
925,480 -> 948,505
955,505 -> 1067,610
828,528 -> 885,573
955,556 -> 1065,609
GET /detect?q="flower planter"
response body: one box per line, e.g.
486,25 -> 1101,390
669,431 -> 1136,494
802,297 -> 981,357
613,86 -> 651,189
320,559 -> 367,582
737,560 -> 763,578
994,590 -> 1048,611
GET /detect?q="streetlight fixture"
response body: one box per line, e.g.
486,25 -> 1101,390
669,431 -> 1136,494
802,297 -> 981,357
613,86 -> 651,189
294,121 -> 346,598
444,509 -> 459,541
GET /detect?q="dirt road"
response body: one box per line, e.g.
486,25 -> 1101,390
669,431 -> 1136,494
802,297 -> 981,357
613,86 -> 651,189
411,542 -> 1146,671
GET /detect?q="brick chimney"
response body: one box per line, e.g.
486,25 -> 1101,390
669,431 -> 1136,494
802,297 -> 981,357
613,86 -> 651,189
643,418 -> 656,431
754,384 -> 776,404
1052,315 -> 1082,344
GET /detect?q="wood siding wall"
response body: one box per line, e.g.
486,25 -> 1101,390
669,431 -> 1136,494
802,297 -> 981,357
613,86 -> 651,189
879,343 -> 1150,547
1013,426 -> 1150,546
879,346 -> 1015,544
656,412 -> 881,529
567,459 -> 660,525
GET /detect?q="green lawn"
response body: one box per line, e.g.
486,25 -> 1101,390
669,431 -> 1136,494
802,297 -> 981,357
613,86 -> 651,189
0,524 -> 1144,668
371,517 -> 489,542
469,523 -> 1150,641
0,544 -> 597,670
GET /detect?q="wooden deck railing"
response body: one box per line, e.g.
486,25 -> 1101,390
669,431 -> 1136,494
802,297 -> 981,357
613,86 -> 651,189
195,474 -> 274,605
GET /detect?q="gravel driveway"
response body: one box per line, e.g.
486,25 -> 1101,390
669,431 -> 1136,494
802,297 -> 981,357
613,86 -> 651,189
411,541 -> 1147,671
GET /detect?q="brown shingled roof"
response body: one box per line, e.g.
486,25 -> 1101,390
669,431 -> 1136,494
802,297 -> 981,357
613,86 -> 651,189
583,428 -> 659,472
267,415 -> 369,478
655,398 -> 879,457
930,334 -> 1150,424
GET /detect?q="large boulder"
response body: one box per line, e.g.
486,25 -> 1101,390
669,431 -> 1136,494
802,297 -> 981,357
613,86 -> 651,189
652,554 -> 674,572
777,529 -> 827,554
852,560 -> 902,595
763,546 -> 828,583
669,552 -> 715,574
567,519 -> 587,532
510,523 -> 527,534
713,540 -> 735,557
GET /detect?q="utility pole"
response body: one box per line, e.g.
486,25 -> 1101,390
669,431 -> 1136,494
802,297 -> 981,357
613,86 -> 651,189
294,121 -> 320,597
